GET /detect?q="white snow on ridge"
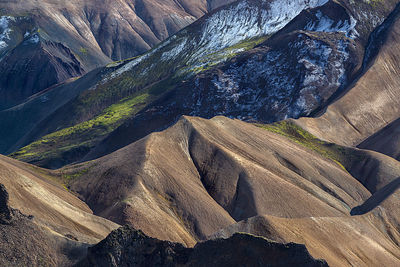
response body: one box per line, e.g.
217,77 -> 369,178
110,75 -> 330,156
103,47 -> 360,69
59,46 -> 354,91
190,0 -> 329,62
305,11 -> 358,38
108,0 -> 330,79
194,33 -> 350,121
161,38 -> 187,61
0,16 -> 15,50
107,54 -> 149,81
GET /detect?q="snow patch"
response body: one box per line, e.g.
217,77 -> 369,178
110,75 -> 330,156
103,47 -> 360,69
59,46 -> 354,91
161,38 -> 187,61
305,11 -> 358,38
0,16 -> 15,49
108,54 -> 149,80
189,0 -> 329,68
105,0 -> 331,80
26,34 -> 40,44
190,33 -> 351,122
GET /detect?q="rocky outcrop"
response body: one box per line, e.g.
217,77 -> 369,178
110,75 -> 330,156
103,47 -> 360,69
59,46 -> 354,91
80,225 -> 328,267
0,184 -> 12,224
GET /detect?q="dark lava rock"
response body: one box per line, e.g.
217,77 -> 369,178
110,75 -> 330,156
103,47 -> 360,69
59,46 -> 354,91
80,225 -> 328,267
0,183 -> 12,224
81,225 -> 190,267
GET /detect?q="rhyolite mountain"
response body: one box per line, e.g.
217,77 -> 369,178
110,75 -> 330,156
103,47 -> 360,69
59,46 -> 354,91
1,115 -> 399,266
3,0 -> 400,169
1,0 -> 400,266
62,115 -> 400,266
0,0 -> 234,109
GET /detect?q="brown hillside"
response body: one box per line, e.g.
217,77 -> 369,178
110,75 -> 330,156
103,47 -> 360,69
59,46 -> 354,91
214,212 -> 400,267
63,116 -> 400,266
358,117 -> 400,160
0,155 -> 119,244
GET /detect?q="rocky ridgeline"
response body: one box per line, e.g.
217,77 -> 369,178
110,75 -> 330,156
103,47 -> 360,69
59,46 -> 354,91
79,225 -> 328,267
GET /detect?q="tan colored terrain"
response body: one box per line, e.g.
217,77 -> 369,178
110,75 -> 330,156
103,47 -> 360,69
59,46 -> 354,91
0,1 -> 399,265
0,155 -> 119,244
214,212 -> 400,267
62,115 -> 400,266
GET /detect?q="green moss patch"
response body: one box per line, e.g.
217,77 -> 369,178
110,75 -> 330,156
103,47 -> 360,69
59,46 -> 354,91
11,92 -> 154,164
256,120 -> 352,171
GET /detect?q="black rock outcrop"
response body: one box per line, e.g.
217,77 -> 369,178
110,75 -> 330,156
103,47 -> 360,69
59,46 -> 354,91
0,184 -> 12,224
80,225 -> 328,267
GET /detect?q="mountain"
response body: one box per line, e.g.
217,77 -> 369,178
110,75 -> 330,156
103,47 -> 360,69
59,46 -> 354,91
0,0 -> 233,109
2,114 -> 399,266
1,1 -> 400,266
5,0 -> 400,169
57,116 -> 400,266
296,2 -> 400,147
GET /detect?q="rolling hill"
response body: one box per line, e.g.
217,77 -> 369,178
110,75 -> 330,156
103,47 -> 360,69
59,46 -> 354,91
60,116 -> 400,266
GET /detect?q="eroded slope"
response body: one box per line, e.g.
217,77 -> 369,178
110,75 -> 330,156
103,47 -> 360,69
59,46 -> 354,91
0,155 -> 119,244
60,116 -> 400,266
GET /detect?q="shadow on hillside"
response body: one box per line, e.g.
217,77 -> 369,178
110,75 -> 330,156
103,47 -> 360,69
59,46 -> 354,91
351,177 -> 400,216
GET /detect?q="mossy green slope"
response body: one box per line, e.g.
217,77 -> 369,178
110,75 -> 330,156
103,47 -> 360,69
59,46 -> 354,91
10,33 -> 270,168
11,92 -> 154,167
256,120 -> 358,172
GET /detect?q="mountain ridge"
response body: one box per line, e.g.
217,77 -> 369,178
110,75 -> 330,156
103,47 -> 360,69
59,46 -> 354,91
0,1 -> 400,266
6,0 -> 400,168
0,0 -> 234,109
